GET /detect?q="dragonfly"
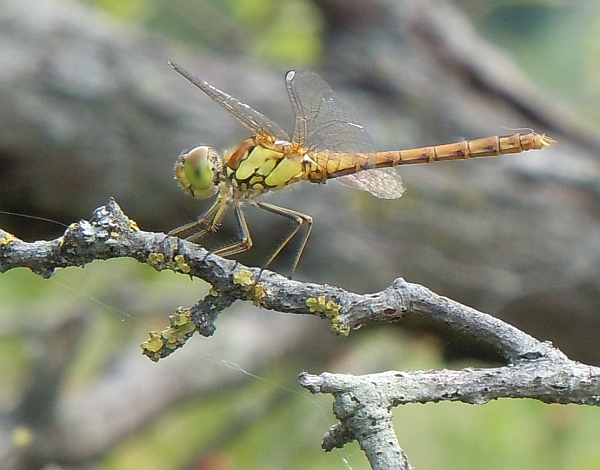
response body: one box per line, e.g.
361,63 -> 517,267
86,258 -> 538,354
167,62 -> 554,274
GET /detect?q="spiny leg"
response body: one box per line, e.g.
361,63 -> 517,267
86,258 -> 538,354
211,203 -> 254,257
168,198 -> 311,278
256,201 -> 313,277
168,197 -> 227,242
170,199 -> 254,262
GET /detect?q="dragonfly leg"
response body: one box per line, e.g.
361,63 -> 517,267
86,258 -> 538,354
168,197 -> 226,242
211,204 -> 253,257
256,201 -> 313,276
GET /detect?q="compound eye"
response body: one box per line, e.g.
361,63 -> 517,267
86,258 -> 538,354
183,146 -> 213,191
174,146 -> 219,199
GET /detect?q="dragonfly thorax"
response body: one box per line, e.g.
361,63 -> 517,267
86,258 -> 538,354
224,138 -> 307,197
174,145 -> 222,200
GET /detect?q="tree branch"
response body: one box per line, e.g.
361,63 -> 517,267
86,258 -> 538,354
3,199 -> 599,468
299,341 -> 600,467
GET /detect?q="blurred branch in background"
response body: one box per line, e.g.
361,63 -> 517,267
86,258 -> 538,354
1,0 -> 600,468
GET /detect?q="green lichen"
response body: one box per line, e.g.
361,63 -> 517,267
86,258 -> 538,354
162,308 -> 195,349
172,309 -> 192,327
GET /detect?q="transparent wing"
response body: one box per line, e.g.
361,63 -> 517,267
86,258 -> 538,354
340,167 -> 406,199
285,70 -> 405,199
169,62 -> 289,141
285,70 -> 373,153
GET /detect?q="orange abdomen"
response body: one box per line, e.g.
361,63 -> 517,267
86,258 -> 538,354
312,132 -> 554,180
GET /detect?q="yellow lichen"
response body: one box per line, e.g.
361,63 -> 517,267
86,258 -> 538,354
162,330 -> 180,349
330,317 -> 351,337
173,254 -> 191,273
0,231 -> 17,246
250,282 -> 266,307
140,309 -> 196,357
306,296 -> 340,316
147,252 -> 165,266
306,296 -> 347,335
233,269 -> 254,287
172,309 -> 192,327
233,270 -> 267,306
162,309 -> 195,349
141,331 -> 164,353
129,220 -> 140,231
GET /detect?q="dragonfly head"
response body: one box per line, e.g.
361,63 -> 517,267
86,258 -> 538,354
174,145 -> 222,199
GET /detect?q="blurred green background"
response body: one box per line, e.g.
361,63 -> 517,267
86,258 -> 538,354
2,0 -> 600,469
78,0 -> 600,123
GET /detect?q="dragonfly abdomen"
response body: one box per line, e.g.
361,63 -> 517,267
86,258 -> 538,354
374,132 -> 555,167
312,132 -> 554,181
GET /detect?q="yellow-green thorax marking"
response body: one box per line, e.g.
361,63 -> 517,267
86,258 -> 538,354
175,136 -> 318,202
225,137 -> 307,194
